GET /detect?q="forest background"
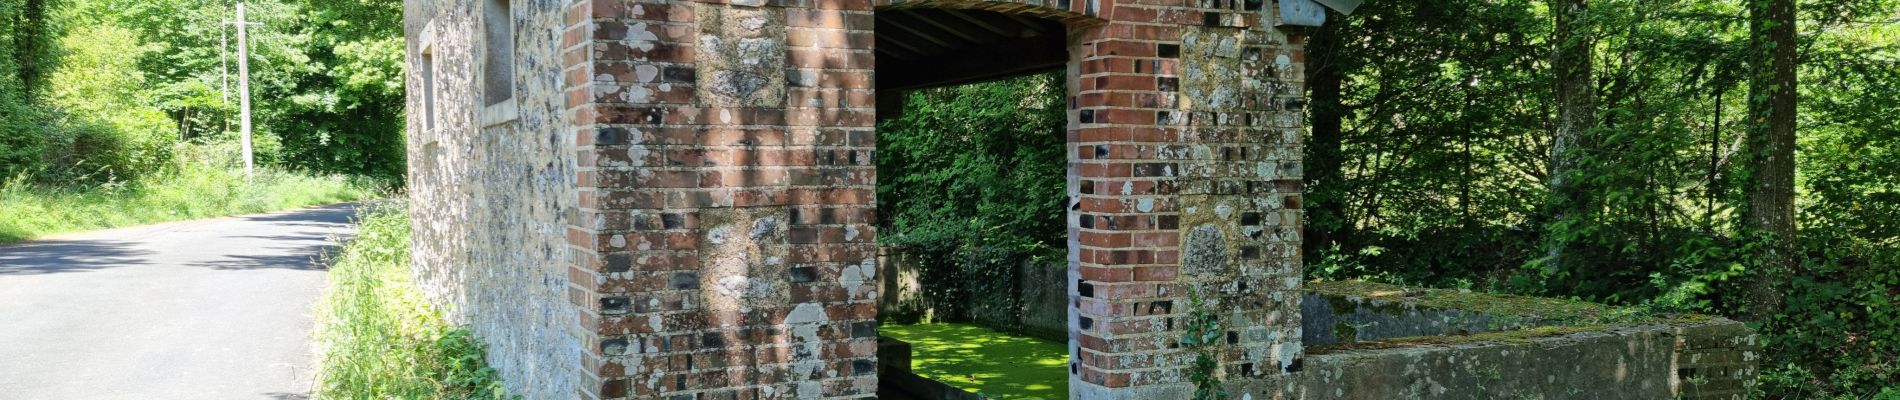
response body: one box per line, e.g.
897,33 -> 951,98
874,1 -> 1900,398
0,0 -> 399,241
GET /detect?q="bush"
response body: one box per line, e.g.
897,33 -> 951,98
40,22 -> 180,182
312,204 -> 513,399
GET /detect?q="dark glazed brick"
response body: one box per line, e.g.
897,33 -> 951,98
1078,280 -> 1094,297
669,272 -> 699,289
789,267 -> 817,283
851,321 -> 877,338
596,127 -> 628,145
1204,12 -> 1224,26
661,213 -> 687,229
852,359 -> 877,375
1079,316 -> 1094,330
1079,109 -> 1095,123
602,338 -> 631,355
1157,43 -> 1181,58
602,297 -> 631,314
701,332 -> 726,347
662,66 -> 696,83
606,253 -> 632,273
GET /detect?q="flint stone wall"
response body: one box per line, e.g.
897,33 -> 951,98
404,1 -> 587,399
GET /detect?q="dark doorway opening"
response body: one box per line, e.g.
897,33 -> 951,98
872,7 -> 1073,400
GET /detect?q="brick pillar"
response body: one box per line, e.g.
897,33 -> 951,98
569,0 -> 879,398
1069,2 -> 1307,398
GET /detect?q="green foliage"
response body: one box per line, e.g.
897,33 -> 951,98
1180,292 -> 1228,400
0,0 -> 406,184
1307,0 -> 1900,397
313,205 -> 514,400
876,71 -> 1068,324
0,153 -> 382,244
276,0 -> 406,179
0,0 -> 61,176
41,22 -> 176,181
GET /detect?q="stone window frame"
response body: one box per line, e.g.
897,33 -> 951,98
418,20 -> 439,143
478,0 -> 519,127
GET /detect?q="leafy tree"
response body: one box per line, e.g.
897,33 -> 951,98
877,72 -> 1067,324
1545,0 -> 1600,278
1740,0 -> 1799,321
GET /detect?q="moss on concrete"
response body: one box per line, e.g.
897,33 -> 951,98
1305,280 -> 1719,354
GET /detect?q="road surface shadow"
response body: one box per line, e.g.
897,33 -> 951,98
0,204 -> 360,274
0,240 -> 154,275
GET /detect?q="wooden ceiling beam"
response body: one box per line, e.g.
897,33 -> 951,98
875,33 -> 1067,92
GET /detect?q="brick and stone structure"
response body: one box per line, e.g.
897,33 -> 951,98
402,0 -> 1754,399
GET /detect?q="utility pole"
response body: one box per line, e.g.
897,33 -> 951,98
236,2 -> 254,177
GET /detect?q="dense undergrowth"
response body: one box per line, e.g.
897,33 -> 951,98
312,205 -> 512,400
0,162 -> 382,244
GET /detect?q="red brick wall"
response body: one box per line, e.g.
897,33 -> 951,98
559,0 -> 1306,398
567,0 -> 880,398
1067,1 -> 1308,398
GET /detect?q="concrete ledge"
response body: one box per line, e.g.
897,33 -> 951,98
1270,320 -> 1758,399
1219,281 -> 1763,399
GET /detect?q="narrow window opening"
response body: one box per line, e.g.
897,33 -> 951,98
482,0 -> 514,106
421,45 -> 436,131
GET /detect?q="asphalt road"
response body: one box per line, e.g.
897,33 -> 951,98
0,204 -> 359,400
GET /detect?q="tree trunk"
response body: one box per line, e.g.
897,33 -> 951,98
1742,0 -> 1797,322
15,0 -> 49,93
1303,11 -> 1350,259
1546,0 -> 1597,273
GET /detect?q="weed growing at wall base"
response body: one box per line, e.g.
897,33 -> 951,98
312,204 -> 513,399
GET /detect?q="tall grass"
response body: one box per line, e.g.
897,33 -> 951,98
0,164 -> 381,243
312,205 -> 512,400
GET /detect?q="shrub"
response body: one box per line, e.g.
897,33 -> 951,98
312,204 -> 513,399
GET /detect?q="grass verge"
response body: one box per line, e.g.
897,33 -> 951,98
0,166 -> 382,244
880,323 -> 1069,399
312,204 -> 512,399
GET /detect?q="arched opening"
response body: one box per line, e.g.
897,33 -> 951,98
871,7 -> 1077,400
